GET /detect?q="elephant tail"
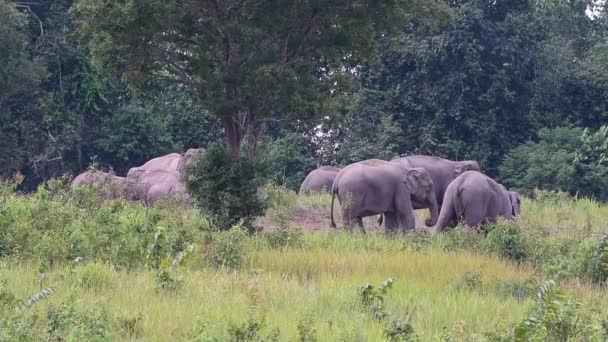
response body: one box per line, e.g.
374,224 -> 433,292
330,183 -> 337,229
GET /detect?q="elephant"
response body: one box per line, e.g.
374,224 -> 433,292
70,170 -> 126,200
177,148 -> 205,175
299,166 -> 341,194
330,159 -> 438,234
139,153 -> 182,172
431,171 -> 521,235
125,148 -> 204,201
390,155 -> 480,225
125,169 -> 189,206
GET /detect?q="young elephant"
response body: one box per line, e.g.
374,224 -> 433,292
71,170 -> 126,200
330,159 -> 438,234
431,171 -> 521,235
299,166 -> 341,194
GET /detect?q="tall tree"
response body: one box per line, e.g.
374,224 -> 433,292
73,0 -> 447,157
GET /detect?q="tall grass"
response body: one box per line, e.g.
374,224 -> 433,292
1,183 -> 608,340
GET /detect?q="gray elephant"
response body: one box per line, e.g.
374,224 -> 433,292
126,169 -> 189,206
431,171 -> 521,235
390,155 -> 480,225
299,166 -> 341,194
126,148 -> 204,201
140,153 -> 182,172
71,170 -> 126,200
177,148 -> 205,175
330,159 -> 438,234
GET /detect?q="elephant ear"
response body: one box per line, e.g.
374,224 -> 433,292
510,191 -> 522,216
454,161 -> 480,178
403,169 -> 421,194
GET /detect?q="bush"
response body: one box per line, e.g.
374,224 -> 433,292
0,183 -> 205,267
483,222 -> 529,262
203,227 -> 249,270
185,145 -> 267,232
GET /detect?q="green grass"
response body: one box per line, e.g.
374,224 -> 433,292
3,246 -> 535,341
1,185 -> 608,340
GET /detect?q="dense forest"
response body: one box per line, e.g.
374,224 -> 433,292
1,0 -> 607,198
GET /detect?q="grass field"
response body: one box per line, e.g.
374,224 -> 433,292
1,185 -> 608,341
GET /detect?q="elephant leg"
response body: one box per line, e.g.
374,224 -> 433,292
341,207 -> 357,232
463,206 -> 486,229
356,217 -> 365,235
384,213 -> 398,236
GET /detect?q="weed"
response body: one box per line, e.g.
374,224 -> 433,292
226,307 -> 280,342
296,318 -> 318,342
384,319 -> 418,341
359,278 -> 393,320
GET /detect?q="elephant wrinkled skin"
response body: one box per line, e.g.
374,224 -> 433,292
390,155 -> 480,226
330,159 -> 438,234
126,169 -> 189,206
299,166 -> 341,194
431,171 -> 521,235
70,170 -> 126,200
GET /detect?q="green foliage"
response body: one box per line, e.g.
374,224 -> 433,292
297,318 -> 318,342
501,125 -> 608,201
494,278 -> 537,302
510,280 -> 606,341
47,300 -> 115,341
0,182 -> 205,266
154,269 -> 183,294
264,227 -> 304,251
258,132 -> 318,191
186,145 -> 267,231
384,319 -> 417,342
74,0 -> 447,156
439,226 -> 483,253
483,222 -> 529,262
591,234 -> 608,285
203,227 -> 249,270
359,278 -> 393,321
227,308 -> 280,342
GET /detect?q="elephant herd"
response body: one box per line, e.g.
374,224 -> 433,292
70,148 -> 204,206
300,155 -> 521,235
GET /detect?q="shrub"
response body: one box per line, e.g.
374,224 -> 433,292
483,222 -> 529,262
297,318 -> 318,342
226,307 -> 280,342
359,278 -> 393,321
185,145 -> 267,232
0,184 -> 205,267
384,319 -> 417,342
203,227 -> 249,270
510,280 -> 606,341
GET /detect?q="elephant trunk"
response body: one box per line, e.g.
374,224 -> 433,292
424,195 -> 439,227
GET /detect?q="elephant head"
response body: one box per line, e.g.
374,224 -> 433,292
453,160 -> 481,179
403,168 -> 439,227
509,191 -> 522,216
177,148 -> 204,176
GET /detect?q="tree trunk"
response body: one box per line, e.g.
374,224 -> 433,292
221,115 -> 242,157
